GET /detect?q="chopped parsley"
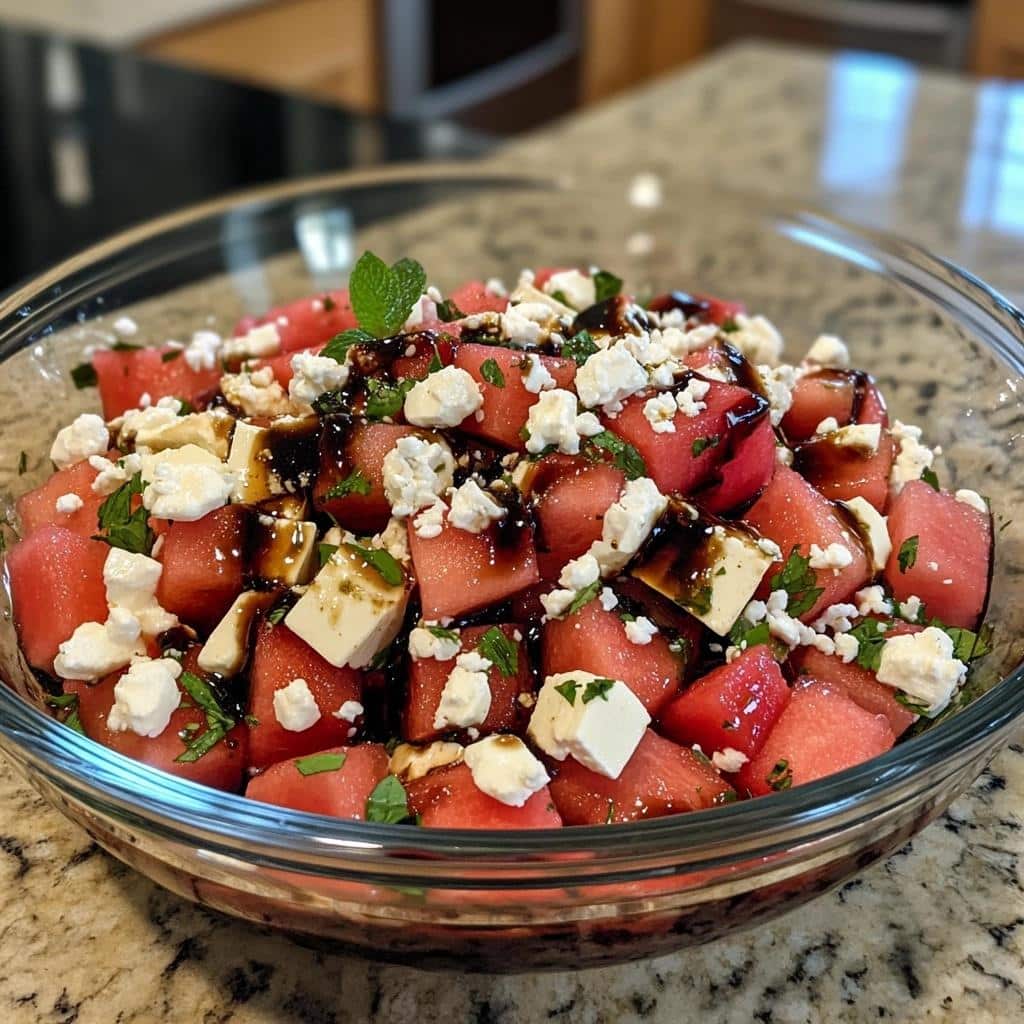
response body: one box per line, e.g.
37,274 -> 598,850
766,759 -> 793,791
691,434 -> 721,458
769,547 -> 824,618
365,377 -> 415,420
550,289 -> 572,307
480,358 -> 505,388
592,269 -> 623,303
554,679 -> 580,705
93,472 -> 155,555
581,678 -> 615,703
325,468 -> 371,500
937,621 -> 993,662
344,542 -> 404,587
266,603 -> 289,626
428,625 -> 460,643
161,349 -> 182,363
678,584 -> 713,617
585,431 -> 647,480
477,626 -> 518,677
435,298 -> 464,322
848,618 -> 889,672
348,250 -> 426,339
721,318 -> 740,333
295,751 -> 347,776
175,671 -> 235,763
728,617 -> 771,651
897,536 -> 919,573
365,774 -> 416,824
566,579 -> 602,616
70,361 -> 98,389
561,329 -> 599,365
921,467 -> 940,491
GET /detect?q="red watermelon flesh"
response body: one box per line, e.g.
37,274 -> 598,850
857,378 -> 889,427
541,597 -> 687,715
406,762 -> 562,829
698,413 -> 777,514
658,645 -> 791,760
247,620 -> 365,770
448,280 -> 509,315
391,332 -> 457,381
7,526 -> 110,672
547,729 -> 733,825
742,465 -> 870,620
246,744 -> 390,818
238,289 -> 358,352
254,344 -> 318,386
93,347 -> 222,420
693,294 -> 746,326
409,519 -> 540,620
403,624 -> 532,742
883,481 -> 991,629
789,647 -> 916,737
16,455 -> 109,539
782,371 -> 856,444
454,344 -> 576,450
793,429 -> 895,511
736,681 -> 895,796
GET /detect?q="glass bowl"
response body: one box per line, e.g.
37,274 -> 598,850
0,167 -> 1022,972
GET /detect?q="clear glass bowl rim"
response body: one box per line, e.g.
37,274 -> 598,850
0,164 -> 1022,881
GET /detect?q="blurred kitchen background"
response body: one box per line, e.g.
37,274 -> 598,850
0,0 -> 1022,289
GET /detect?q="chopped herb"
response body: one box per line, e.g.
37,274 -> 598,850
480,358 -> 505,388
44,693 -> 79,709
175,726 -> 228,763
551,289 -> 572,307
678,584 -> 713,617
582,678 -> 615,703
592,269 -> 623,303
17,451 -> 27,475
435,298 -> 465,322
94,472 -> 154,555
561,329 -> 599,365
728,617 -> 771,651
176,398 -> 195,415
365,774 -> 416,824
897,536 -> 919,573
295,751 -> 347,776
477,626 -> 518,676
244,714 -> 260,727
619,612 -> 636,623
769,547 -> 824,618
70,362 -> 97,389
604,799 -> 615,824
715,789 -> 739,805
921,467 -> 940,491
554,679 -> 579,705
325,468 -> 371,500
848,618 -> 888,673
566,579 -> 602,616
349,250 -> 427,340
322,327 -> 375,364
691,747 -> 712,766
427,345 -> 443,374
322,295 -> 337,312
65,709 -> 84,734
110,340 -> 141,352
585,431 -> 647,480
721,318 -> 740,333
318,542 -> 339,567
715,566 -> 727,576
766,759 -> 793,791
161,349 -> 182,363
312,388 -> 349,417
936,621 -> 993,662
344,542 -> 404,587
428,625 -> 460,643
893,692 -> 929,715
668,635 -> 691,661
691,434 -> 721,458
266,604 -> 288,626
365,377 -> 415,420
175,670 -> 235,763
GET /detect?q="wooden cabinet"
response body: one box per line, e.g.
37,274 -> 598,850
972,0 -> 1024,79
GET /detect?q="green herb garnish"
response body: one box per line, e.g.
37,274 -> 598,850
769,547 -> 824,619
349,251 -> 427,339
428,625 -> 460,643
435,298 -> 464,322
161,349 -> 182,363
921,467 -> 940,491
344,542 -> 404,587
480,358 -> 505,388
93,472 -> 154,555
477,626 -> 518,677
678,584 -> 713,617
322,327 -> 375,364
691,434 -> 721,458
365,377 -> 415,420
566,580 -> 602,616
365,774 -> 416,824
937,621 -> 993,662
721,318 -> 740,333
585,431 -> 647,480
728,618 -> 772,651
848,618 -> 889,673
554,679 -> 579,705
266,604 -> 288,626
592,269 -> 623,304
898,536 -> 919,573
70,362 -> 97,389
766,759 -> 793,791
318,542 -> 339,567
325,469 -> 371,500
582,678 -> 615,703
295,751 -> 347,776
175,671 -> 235,763
561,329 -> 599,365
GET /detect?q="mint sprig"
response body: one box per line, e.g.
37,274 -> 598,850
349,251 -> 426,339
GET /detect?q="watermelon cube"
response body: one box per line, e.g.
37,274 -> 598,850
16,455 -> 110,539
697,413 -> 777,514
793,428 -> 895,511
237,289 -> 358,353
448,280 -> 509,315
782,370 -> 857,443
92,347 -> 222,420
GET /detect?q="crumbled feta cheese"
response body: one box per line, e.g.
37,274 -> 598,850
372,516 -> 411,564
106,657 -> 183,738
813,602 -> 858,634
117,396 -> 182,445
53,613 -> 145,680
223,322 -> 281,361
433,651 -> 493,731
103,548 -> 178,635
643,392 -> 678,433
589,478 -> 668,576
112,316 -> 138,337
624,616 -> 659,645
808,542 -> 853,574
403,366 -> 483,428
855,585 -> 893,618
524,388 -> 601,455
810,634 -> 836,656
833,633 -> 859,663
408,625 -> 461,661
776,444 -> 794,466
183,330 -> 222,371
412,499 -> 447,539
520,354 -> 557,393
758,363 -> 798,426
815,416 -> 840,436
447,479 -> 505,534
88,452 -> 143,496
464,734 -> 550,807
841,496 -> 891,571
677,377 -> 712,418
599,587 -> 619,611
890,420 -> 937,493
876,626 -> 967,717
658,323 -> 719,359
381,435 -> 456,518
333,700 -> 364,725
220,367 -> 295,418
574,346 -> 648,412
927,561 -> 939,572
559,553 -> 601,591
542,269 -> 596,310
272,677 -> 321,732
744,599 -> 767,623
141,445 -> 235,521
485,277 -> 507,298
539,588 -> 576,621
955,489 -> 988,515
288,351 -> 349,405
50,414 -> 109,469
762,589 -> 817,649
389,740 -> 464,782
528,672 -> 650,779
899,595 -> 923,622
728,314 -> 784,365
55,492 -> 84,514
804,334 -> 850,369
832,423 -> 881,454
711,747 -> 749,773
757,537 -> 783,561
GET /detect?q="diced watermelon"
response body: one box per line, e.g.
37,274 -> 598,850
448,280 -> 509,315
454,344 -> 576,449
698,413 -> 777,514
547,729 -> 733,824
789,647 -> 916,737
606,380 -> 764,496
72,666 -> 248,792
246,744 -> 389,818
406,762 -> 562,829
313,421 -> 420,533
883,481 -> 992,629
16,455 -> 109,538
736,681 -> 895,796
7,527 -> 110,672
390,331 -> 456,381
612,576 -> 705,671
247,620 -> 365,769
238,289 -> 358,353
658,645 -> 791,760
528,455 -> 625,579
92,347 -> 222,419
541,597 -> 687,715
693,294 -> 746,326
793,429 -> 895,510
857,378 -> 889,427
409,519 -> 540,620
645,291 -> 714,321
156,505 -> 247,633
782,371 -> 856,443
403,624 -> 532,742
742,465 -> 870,620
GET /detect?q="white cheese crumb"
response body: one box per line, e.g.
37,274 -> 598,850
381,435 -> 455,518
599,587 -> 619,611
103,548 -> 178,635
855,585 -> 893,617
841,496 -> 891,572
463,735 -> 550,807
955,489 -> 988,515
890,420 -> 937,493
833,633 -> 860,663
813,602 -> 858,634
408,625 -> 461,661
433,652 -> 493,731
222,322 -> 281,361
676,376 -> 711,418
759,363 -> 798,426
574,346 -> 648,412
832,423 -> 881,454
53,612 -> 145,681
728,314 -> 784,366
220,367 -> 295,418
876,627 -> 966,717
288,351 -> 349,405
589,477 -> 668,576
403,366 -> 483,428
644,392 -> 678,433
624,615 -> 659,645
524,388 -> 601,455
542,269 -> 596,310
899,595 -> 923,622
804,334 -> 850,369
815,416 -> 840,436
50,414 -> 109,469
272,677 -> 322,732
183,330 -> 222,371
520,354 -> 557,394
808,542 -> 853,575
140,445 -> 235,521
412,499 -> 447,539
332,700 -> 364,724
55,492 -> 84,514
106,657 -> 183,738
559,553 -> 601,591
112,316 -> 139,338
89,452 -> 143,496
447,479 -> 506,534
711,747 -> 749,773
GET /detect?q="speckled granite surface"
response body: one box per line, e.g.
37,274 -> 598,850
1,42 -> 1023,1022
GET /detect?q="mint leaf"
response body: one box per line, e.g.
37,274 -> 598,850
365,774 -> 416,824
582,678 -> 615,703
94,472 -> 154,555
769,547 -> 823,618
935,621 -> 993,662
480,358 -> 505,388
554,679 -> 579,705
728,617 -> 771,650
348,251 -> 427,339
585,431 -> 647,480
567,579 -> 602,616
344,542 -> 404,587
691,435 -> 721,458
561,329 -> 599,365
766,759 -> 793,791
161,349 -> 182,363
325,468 -> 371,500
848,618 -> 888,672
175,670 -> 235,763
322,328 -> 374,363
593,269 -> 623,304
365,377 -> 415,420
318,542 -> 339,567
435,298 -> 464,322
898,536 -> 919,573
428,625 -> 460,643
390,258 -> 428,331
921,467 -> 940,491
477,627 -> 518,677
295,752 -> 347,776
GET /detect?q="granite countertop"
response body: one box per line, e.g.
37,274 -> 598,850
1,41 -> 1023,1023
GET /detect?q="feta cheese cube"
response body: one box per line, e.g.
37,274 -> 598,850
198,591 -> 273,677
804,334 -> 850,369
728,314 -> 784,366
447,479 -> 506,534
463,734 -> 549,806
251,518 -> 318,585
226,420 -> 273,503
528,672 -> 650,779
103,548 -> 178,635
589,477 -> 667,576
403,366 -> 482,428
55,492 -> 84,514
841,496 -> 891,571
542,269 -> 596,310
272,677 -> 321,732
288,351 -> 349,405
381,435 -> 455,518
106,657 -> 183,738
140,444 -> 235,522
134,411 -> 235,460
955,489 -> 988,515
876,626 -> 967,717
408,625 -> 461,661
53,614 -> 145,681
574,346 -> 648,412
